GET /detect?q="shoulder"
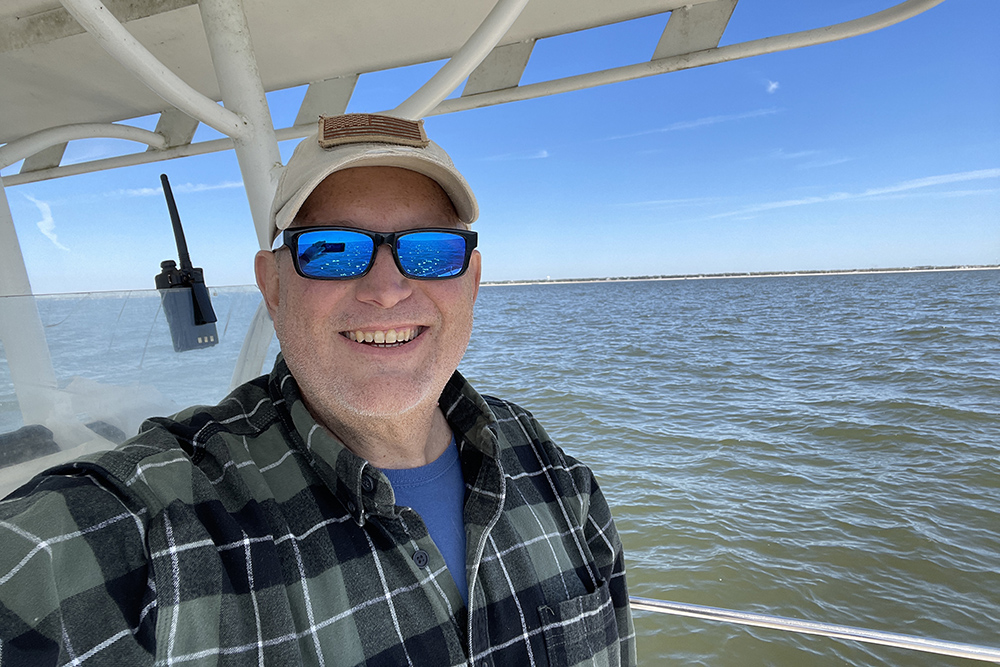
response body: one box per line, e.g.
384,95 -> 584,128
483,394 -> 599,506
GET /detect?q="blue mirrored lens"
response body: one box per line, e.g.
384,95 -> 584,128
295,230 -> 374,278
397,232 -> 468,278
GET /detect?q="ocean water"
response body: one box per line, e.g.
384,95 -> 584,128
1,269 -> 997,665
462,270 -> 1000,666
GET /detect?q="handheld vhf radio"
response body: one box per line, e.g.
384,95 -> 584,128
155,174 -> 218,352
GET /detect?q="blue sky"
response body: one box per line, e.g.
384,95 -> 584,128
3,0 -> 998,293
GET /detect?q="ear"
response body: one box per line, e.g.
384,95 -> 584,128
468,249 -> 482,302
255,249 -> 281,319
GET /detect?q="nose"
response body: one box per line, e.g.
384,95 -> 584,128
353,244 -> 412,308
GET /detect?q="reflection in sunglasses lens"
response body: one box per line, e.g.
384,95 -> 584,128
298,231 -> 373,278
398,233 -> 467,278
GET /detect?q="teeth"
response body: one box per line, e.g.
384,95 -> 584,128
346,328 -> 418,345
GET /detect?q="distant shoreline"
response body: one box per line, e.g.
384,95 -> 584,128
482,265 -> 999,287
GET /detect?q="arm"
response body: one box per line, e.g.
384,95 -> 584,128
0,470 -> 156,666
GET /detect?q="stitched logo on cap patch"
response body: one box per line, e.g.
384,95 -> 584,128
318,114 -> 429,149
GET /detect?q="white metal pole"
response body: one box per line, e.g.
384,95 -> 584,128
197,0 -> 282,251
0,175 -> 59,428
197,0 -> 281,385
0,124 -> 167,170
391,0 -> 532,120
58,0 -> 245,139
630,596 -> 1000,663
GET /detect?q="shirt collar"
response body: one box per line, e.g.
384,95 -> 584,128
267,356 -> 504,527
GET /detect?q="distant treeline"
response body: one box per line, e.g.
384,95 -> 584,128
482,265 -> 1000,286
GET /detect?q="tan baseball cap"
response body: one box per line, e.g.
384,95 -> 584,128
270,114 -> 479,244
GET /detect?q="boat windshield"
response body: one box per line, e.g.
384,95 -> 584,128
0,286 -> 279,496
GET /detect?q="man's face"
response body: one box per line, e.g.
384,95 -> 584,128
255,166 -> 481,425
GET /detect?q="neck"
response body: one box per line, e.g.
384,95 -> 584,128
308,399 -> 453,469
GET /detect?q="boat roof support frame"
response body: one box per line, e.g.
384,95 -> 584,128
390,0 -> 533,120
197,0 -> 284,385
196,0 -> 281,251
149,109 -> 200,151
438,0 -> 948,113
462,40 -> 536,96
652,0 -> 738,60
295,77 -> 359,126
0,123 -> 168,169
58,0 -> 246,140
4,0 -> 947,186
21,144 -> 68,174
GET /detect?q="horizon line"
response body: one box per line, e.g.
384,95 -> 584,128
481,264 -> 1000,287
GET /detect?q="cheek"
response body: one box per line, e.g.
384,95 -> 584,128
437,285 -> 477,343
274,281 -> 330,340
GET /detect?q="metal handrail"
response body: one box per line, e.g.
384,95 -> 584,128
630,596 -> 1000,663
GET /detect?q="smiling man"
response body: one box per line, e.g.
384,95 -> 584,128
0,114 -> 635,666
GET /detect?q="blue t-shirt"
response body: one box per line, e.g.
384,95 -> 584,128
381,438 -> 468,604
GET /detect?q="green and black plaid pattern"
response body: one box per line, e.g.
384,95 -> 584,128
0,358 -> 635,666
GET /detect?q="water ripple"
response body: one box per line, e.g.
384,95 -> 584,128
464,270 -> 1000,664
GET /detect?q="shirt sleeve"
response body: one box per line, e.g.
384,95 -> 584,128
0,468 -> 157,666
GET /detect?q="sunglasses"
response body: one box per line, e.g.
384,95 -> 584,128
281,226 -> 478,280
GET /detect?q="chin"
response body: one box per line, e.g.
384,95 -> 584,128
327,376 -> 443,421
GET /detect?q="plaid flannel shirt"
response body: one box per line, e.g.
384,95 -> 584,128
0,357 -> 635,666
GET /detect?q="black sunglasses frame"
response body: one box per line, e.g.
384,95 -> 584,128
281,226 -> 478,281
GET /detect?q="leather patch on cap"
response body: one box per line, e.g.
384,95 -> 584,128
318,114 -> 429,149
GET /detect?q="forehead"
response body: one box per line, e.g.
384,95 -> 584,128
293,166 -> 458,227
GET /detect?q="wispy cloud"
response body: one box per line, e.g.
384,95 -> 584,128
710,168 -> 1000,220
797,157 -> 854,170
770,149 -> 820,160
483,149 -> 550,162
767,148 -> 852,170
766,80 -> 780,94
864,169 -> 1000,195
25,194 -> 70,251
603,108 -> 780,141
622,196 -> 726,209
106,181 -> 245,198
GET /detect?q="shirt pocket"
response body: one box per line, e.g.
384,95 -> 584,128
537,579 -> 621,667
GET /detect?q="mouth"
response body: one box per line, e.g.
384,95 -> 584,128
341,326 -> 424,348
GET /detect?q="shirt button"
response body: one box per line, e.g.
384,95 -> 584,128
361,476 -> 374,492
412,549 -> 429,568
347,501 -> 356,513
